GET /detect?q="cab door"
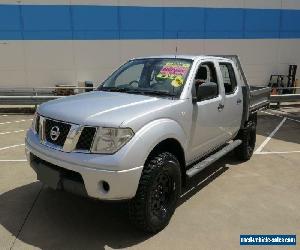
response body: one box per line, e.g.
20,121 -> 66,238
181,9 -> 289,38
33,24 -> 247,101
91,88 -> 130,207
218,62 -> 243,139
188,61 -> 227,162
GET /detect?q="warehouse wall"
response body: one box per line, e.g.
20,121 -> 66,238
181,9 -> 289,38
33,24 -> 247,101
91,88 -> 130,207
0,0 -> 300,87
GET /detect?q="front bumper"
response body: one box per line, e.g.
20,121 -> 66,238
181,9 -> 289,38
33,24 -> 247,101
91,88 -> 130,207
25,130 -> 143,200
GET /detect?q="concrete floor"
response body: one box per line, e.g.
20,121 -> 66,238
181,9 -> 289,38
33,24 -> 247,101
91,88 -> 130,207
0,107 -> 299,250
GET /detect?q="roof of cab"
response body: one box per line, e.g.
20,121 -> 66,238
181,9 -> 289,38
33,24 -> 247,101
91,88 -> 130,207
133,55 -> 231,61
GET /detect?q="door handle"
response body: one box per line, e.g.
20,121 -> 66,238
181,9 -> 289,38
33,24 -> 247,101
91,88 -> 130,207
218,103 -> 224,111
237,98 -> 242,104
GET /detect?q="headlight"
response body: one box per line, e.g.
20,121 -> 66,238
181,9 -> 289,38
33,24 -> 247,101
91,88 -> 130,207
91,127 -> 134,154
31,112 -> 38,133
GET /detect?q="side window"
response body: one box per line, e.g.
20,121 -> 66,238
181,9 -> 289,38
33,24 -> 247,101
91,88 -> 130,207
195,62 -> 218,85
114,63 -> 144,87
219,63 -> 237,95
194,62 -> 219,101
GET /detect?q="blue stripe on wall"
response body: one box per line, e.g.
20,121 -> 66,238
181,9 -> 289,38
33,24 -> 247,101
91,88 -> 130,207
0,4 -> 300,40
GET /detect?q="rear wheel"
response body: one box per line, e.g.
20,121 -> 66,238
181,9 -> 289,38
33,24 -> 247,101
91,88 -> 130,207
129,152 -> 181,233
235,114 -> 257,161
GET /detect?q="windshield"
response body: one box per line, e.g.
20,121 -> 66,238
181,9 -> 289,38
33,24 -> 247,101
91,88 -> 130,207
98,58 -> 193,98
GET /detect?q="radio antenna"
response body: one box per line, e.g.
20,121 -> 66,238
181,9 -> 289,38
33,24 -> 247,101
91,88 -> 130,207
175,30 -> 179,58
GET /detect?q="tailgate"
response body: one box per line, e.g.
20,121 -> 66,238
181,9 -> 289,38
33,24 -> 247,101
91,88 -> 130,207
249,86 -> 271,112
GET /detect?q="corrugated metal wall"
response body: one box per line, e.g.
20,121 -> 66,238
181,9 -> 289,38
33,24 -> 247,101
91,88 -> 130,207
0,0 -> 300,87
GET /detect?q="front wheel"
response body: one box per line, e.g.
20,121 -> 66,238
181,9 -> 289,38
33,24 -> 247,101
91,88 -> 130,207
129,152 -> 181,233
235,115 -> 257,161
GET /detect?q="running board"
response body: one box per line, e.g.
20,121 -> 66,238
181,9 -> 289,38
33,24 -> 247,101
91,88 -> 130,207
186,140 -> 242,178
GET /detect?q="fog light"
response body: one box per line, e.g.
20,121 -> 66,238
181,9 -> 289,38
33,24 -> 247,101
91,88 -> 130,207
100,181 -> 110,193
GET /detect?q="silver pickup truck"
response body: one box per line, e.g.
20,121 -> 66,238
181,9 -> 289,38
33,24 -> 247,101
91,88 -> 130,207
25,55 -> 270,233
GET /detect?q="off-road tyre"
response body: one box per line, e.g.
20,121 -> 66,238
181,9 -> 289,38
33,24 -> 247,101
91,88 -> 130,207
235,114 -> 257,161
129,152 -> 181,233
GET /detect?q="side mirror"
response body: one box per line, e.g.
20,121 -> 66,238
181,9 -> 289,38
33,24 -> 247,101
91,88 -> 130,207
192,80 -> 198,103
193,81 -> 218,102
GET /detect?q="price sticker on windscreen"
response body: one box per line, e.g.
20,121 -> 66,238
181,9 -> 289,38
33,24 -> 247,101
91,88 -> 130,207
156,62 -> 190,87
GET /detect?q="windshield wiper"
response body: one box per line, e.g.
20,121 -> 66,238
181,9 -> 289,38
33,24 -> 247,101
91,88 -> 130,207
134,89 -> 177,97
99,86 -> 130,92
120,88 -> 176,97
99,86 -> 176,97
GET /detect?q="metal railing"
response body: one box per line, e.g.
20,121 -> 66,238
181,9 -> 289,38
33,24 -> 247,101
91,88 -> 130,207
0,86 -> 299,106
0,86 -> 95,96
270,94 -> 300,103
0,86 -> 96,106
270,86 -> 300,103
0,95 -> 64,105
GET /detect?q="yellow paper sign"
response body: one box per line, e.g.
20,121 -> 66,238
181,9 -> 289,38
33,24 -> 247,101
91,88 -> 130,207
171,76 -> 184,87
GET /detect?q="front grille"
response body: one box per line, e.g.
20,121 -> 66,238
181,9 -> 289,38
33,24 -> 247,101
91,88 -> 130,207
45,119 -> 71,147
76,127 -> 97,151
